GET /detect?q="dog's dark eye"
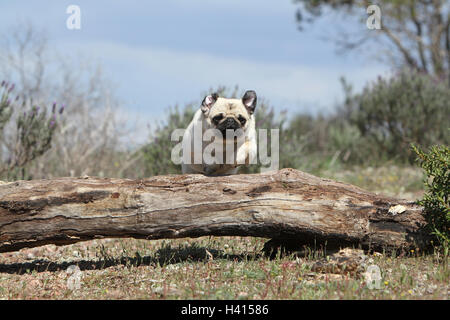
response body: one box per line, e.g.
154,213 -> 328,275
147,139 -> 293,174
212,114 -> 224,124
238,115 -> 246,125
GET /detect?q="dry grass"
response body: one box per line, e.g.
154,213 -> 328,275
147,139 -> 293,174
0,237 -> 448,300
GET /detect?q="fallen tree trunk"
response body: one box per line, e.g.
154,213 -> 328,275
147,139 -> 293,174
0,168 -> 430,253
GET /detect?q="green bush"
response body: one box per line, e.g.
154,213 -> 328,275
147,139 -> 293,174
0,81 -> 14,131
0,80 -> 64,180
279,71 -> 450,168
140,104 -> 196,176
342,70 -> 450,164
412,144 -> 450,250
242,98 -> 286,174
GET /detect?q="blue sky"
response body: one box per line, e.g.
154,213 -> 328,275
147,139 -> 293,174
1,0 -> 389,123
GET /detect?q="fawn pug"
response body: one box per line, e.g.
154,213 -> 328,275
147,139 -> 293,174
181,90 -> 257,175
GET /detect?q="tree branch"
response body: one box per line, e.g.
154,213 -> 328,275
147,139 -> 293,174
410,3 -> 429,72
382,24 -> 419,70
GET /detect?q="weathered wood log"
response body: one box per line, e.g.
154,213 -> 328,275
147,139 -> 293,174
0,168 -> 430,253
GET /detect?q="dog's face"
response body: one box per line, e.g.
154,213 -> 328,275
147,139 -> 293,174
200,90 -> 257,137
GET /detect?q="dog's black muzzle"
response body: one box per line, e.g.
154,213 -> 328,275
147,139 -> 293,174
217,118 -> 241,137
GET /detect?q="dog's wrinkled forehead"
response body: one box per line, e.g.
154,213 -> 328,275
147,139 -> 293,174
210,98 -> 247,115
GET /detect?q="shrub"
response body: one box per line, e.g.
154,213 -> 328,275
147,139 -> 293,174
0,81 -> 64,180
412,144 -> 450,251
0,81 -> 14,131
281,113 -> 340,172
282,71 -> 450,168
242,98 -> 286,174
343,70 -> 450,164
140,104 -> 196,176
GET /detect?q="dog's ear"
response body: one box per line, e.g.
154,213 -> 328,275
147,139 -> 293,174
242,90 -> 257,114
201,93 -> 219,113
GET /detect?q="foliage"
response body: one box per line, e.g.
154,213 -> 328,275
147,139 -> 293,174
412,144 -> 450,250
340,70 -> 450,164
242,97 -> 287,174
0,81 -> 64,180
140,104 -> 196,176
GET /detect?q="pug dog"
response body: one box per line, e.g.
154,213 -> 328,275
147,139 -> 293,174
181,90 -> 257,175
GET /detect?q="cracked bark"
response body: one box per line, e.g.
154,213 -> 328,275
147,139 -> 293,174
0,168 -> 431,253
